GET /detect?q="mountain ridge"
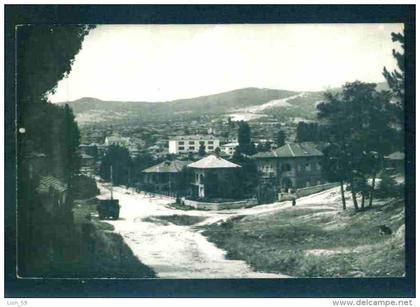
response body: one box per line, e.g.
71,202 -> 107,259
62,83 -> 388,125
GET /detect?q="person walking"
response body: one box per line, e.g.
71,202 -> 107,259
291,189 -> 297,206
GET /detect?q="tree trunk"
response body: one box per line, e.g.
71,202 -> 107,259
369,172 -> 376,208
340,180 -> 346,210
361,193 -> 365,211
350,182 -> 359,211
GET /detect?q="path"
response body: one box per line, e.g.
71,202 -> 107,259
97,182 -> 290,278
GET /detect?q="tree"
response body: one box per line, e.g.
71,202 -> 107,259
132,152 -> 156,182
100,145 -> 132,186
230,151 -> 259,196
383,32 -> 404,106
321,143 -> 351,210
198,143 -> 206,156
276,130 -> 286,147
237,121 -> 252,154
237,121 -> 257,155
16,25 -> 94,276
318,81 -> 395,211
296,122 -> 320,143
63,104 -> 81,182
383,31 -> 405,150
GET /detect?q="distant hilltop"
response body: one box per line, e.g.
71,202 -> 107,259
60,83 -> 388,125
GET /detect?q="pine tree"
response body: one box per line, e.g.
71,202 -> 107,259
318,81 -> 394,211
237,121 -> 252,155
276,130 -> 286,147
383,32 -> 405,103
198,143 -> 206,156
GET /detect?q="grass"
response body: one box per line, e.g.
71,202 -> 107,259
73,199 -> 114,231
144,214 -> 207,226
202,198 -> 405,278
167,202 -> 196,211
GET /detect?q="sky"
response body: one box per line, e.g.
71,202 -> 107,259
49,23 -> 403,103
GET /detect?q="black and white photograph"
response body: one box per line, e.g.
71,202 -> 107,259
4,4 -> 415,300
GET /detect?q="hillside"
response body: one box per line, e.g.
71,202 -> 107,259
61,88 -> 306,124
202,187 -> 405,278
61,82 -> 389,125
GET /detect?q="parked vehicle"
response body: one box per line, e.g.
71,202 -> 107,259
97,165 -> 120,220
97,199 -> 120,220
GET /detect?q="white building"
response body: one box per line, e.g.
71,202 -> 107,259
104,135 -> 131,147
104,134 -> 139,158
220,142 -> 239,157
168,135 -> 220,154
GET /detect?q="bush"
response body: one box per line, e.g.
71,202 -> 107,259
72,175 -> 99,200
377,173 -> 402,198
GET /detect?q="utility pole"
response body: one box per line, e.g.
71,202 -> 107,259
110,165 -> 113,200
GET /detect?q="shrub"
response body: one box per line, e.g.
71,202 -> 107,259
72,175 -> 99,200
377,173 -> 400,198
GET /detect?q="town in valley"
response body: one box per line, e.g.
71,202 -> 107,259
17,24 -> 406,279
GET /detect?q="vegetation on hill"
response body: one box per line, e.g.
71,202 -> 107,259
63,88 -> 304,124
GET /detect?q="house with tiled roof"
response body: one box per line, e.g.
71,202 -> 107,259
384,151 -> 404,170
252,142 -> 324,191
140,160 -> 190,194
187,154 -> 241,198
36,176 -> 69,214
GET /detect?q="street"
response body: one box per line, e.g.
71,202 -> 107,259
97,181 -> 288,278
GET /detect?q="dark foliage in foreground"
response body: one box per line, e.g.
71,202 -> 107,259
17,25 -> 154,277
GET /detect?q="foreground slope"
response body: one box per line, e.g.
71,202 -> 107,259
202,188 -> 405,278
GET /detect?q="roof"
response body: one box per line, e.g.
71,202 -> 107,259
385,151 -> 404,160
171,135 -> 218,141
142,160 -> 189,173
81,153 -> 94,159
36,176 -> 67,194
221,142 -> 239,148
252,143 -> 323,159
187,155 -> 241,169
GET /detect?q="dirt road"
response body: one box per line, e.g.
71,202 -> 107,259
97,182 -> 288,278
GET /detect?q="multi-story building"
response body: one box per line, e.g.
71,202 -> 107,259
252,142 -> 325,191
168,135 -> 220,154
220,142 -> 239,157
187,154 -> 241,198
104,134 -> 131,148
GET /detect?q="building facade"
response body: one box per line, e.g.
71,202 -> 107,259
187,154 -> 241,198
220,142 -> 239,157
168,135 -> 220,154
253,143 -> 324,191
104,134 -> 131,147
140,160 -> 190,194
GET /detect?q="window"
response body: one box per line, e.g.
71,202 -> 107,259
208,146 -> 214,150
281,163 -> 291,172
178,141 -> 184,145
305,163 -> 311,171
208,141 -> 214,144
178,146 -> 185,150
199,141 -> 205,145
317,163 -> 321,170
306,181 -> 311,187
189,141 -> 195,145
189,146 -> 195,150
